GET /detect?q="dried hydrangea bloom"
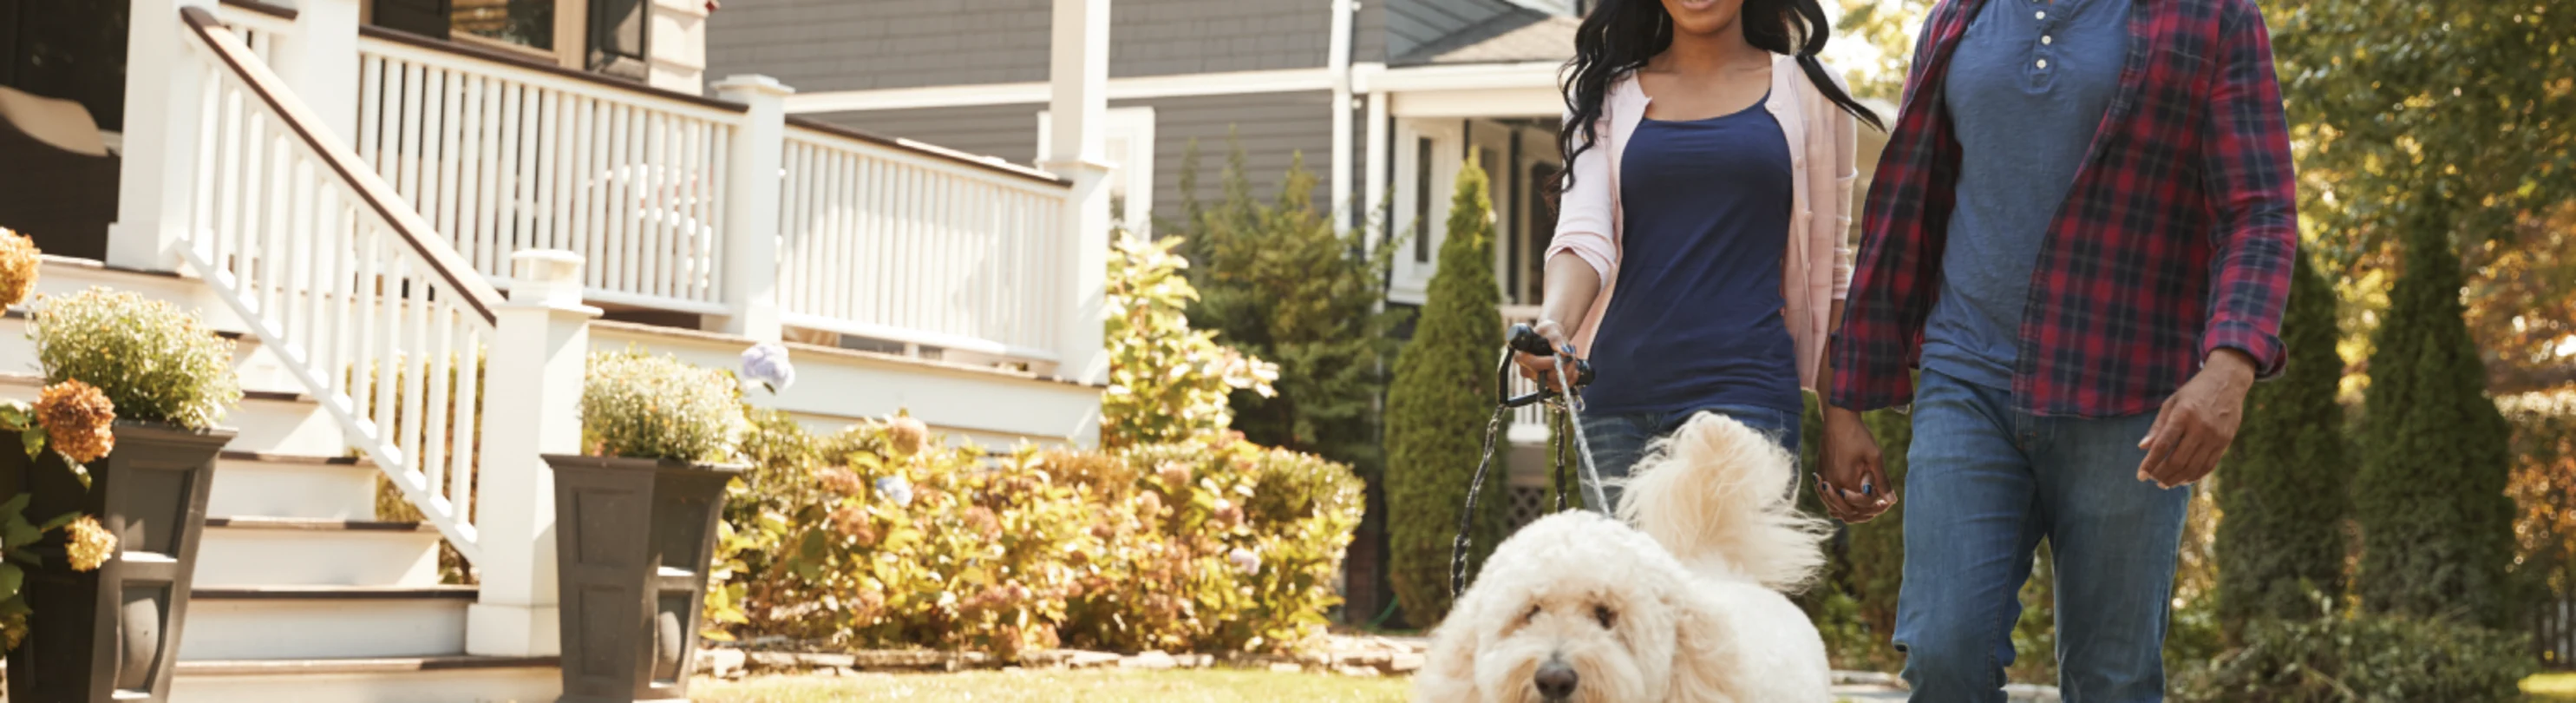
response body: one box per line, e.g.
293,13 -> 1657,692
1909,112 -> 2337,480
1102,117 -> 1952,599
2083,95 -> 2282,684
1227,547 -> 1260,575
35,379 -> 116,463
884,416 -> 930,456
813,466 -> 865,496
1212,499 -> 1244,529
1156,461 -> 1192,489
963,506 -> 1002,539
66,515 -> 117,572
0,227 -> 36,310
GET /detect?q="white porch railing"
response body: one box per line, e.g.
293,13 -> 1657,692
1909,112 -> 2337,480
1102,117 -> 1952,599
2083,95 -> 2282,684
777,121 -> 1069,361
177,6 -> 500,563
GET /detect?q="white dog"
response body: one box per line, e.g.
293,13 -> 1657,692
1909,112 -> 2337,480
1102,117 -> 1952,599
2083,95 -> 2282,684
1415,412 -> 1834,702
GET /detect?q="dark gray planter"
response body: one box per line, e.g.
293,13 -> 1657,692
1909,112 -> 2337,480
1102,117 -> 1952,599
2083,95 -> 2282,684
545,453 -> 742,703
3,420 -> 232,703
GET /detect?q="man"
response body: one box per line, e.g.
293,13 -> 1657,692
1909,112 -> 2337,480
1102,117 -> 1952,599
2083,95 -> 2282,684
1814,0 -> 2297,700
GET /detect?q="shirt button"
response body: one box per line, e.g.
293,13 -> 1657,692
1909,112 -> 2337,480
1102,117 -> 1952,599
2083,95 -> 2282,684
2037,58 -> 2050,69
2043,35 -> 2055,45
2037,10 -> 2047,19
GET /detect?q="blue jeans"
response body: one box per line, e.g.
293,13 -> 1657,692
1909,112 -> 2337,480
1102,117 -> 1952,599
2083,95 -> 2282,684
1894,370 -> 2190,703
1579,404 -> 1801,513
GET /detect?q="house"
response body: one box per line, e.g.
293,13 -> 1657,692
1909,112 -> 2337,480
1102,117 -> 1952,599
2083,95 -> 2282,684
704,0 -> 1891,625
0,0 -> 1114,699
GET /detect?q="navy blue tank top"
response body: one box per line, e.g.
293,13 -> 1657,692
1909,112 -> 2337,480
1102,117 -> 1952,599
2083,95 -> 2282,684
1581,97 -> 1802,417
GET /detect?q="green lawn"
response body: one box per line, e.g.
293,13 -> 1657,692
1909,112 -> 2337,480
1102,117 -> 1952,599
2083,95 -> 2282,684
2530,673 -> 2576,701
690,669 -> 1410,702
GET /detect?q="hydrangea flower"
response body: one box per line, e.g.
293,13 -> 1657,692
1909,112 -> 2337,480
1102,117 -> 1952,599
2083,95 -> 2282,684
65,516 -> 116,572
739,342 -> 794,393
1226,547 -> 1261,575
873,475 -> 914,507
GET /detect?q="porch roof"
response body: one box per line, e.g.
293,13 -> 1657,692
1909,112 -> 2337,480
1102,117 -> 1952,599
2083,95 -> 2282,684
1392,10 -> 1579,68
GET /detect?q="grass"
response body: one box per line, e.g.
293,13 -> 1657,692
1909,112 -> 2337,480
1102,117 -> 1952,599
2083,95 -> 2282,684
690,669 -> 1410,702
2529,672 -> 2576,701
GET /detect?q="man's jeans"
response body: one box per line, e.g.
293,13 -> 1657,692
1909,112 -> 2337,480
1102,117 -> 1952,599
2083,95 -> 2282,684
1895,370 -> 2190,703
1580,404 -> 1801,513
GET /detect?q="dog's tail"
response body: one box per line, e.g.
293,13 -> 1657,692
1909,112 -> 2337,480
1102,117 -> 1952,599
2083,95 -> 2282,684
1612,412 -> 1831,592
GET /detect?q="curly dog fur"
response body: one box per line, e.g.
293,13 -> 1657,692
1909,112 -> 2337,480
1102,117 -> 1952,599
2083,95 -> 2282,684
1416,412 -> 1834,702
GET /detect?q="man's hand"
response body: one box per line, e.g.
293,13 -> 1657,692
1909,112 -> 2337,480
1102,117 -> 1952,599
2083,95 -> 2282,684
2138,349 -> 2259,489
1818,405 -> 1894,522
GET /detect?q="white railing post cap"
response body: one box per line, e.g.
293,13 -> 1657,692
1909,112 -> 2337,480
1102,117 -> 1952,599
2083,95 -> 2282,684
712,75 -> 794,96
509,250 -> 591,307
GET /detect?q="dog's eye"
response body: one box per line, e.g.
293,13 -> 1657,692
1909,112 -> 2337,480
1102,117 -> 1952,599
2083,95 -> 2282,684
1593,605 -> 1617,628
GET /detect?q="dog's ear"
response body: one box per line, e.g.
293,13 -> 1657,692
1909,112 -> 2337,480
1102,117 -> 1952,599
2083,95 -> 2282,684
1661,589 -> 1742,703
1414,596 -> 1486,701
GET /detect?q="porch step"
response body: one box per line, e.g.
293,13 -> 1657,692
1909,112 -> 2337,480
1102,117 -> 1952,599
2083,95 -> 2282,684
193,517 -> 442,588
208,450 -> 381,521
0,372 -> 343,457
171,655 -> 560,703
179,586 -> 476,660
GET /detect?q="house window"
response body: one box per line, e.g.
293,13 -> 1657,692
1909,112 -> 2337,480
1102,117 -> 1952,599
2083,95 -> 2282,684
1036,107 -> 1157,233
452,0 -> 554,50
1413,137 -> 1433,263
1527,162 -> 1560,304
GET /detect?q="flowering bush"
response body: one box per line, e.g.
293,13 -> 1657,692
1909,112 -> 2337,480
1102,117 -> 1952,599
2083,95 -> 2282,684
710,415 -> 1363,660
0,227 -> 35,310
1103,233 -> 1278,448
580,348 -> 747,463
29,288 -> 241,430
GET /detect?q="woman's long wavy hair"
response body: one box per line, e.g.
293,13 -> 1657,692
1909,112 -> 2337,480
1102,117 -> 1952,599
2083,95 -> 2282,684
1556,0 -> 1883,194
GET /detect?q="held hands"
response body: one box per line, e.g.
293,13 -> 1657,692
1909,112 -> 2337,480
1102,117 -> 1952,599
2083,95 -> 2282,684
2137,349 -> 2259,489
1818,405 -> 1894,522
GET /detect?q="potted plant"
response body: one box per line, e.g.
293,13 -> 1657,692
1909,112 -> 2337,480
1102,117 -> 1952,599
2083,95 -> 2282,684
3,254 -> 242,701
551,348 -> 748,703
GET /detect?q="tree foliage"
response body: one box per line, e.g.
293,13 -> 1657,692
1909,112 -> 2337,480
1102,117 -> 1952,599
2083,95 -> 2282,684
1167,141 -> 1407,478
2215,253 -> 2354,632
1384,159 -> 1507,625
1102,233 -> 1279,449
2352,223 -> 2518,627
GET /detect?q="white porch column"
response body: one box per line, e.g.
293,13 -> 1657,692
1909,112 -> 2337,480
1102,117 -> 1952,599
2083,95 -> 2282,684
1036,0 -> 1115,404
467,250 -> 600,657
1363,88 -> 1389,249
1328,0 -> 1355,226
273,0 -> 360,139
107,0 -> 216,271
709,75 -> 793,342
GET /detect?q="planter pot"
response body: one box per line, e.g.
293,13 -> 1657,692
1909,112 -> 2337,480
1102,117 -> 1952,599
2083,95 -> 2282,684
546,454 -> 742,703
3,420 -> 232,703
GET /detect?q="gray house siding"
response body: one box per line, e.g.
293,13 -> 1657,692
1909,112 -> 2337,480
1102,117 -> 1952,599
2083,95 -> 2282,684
705,0 -> 1334,94
1385,0 -> 1522,58
800,90 -> 1342,229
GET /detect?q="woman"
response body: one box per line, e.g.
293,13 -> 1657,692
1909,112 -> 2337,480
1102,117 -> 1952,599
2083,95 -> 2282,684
1519,0 -> 1890,513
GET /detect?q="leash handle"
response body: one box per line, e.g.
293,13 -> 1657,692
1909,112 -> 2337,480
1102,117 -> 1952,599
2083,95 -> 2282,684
1500,324 -> 1594,408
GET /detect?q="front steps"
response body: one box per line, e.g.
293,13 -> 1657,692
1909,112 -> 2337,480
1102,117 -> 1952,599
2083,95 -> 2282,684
5,257 -> 561,701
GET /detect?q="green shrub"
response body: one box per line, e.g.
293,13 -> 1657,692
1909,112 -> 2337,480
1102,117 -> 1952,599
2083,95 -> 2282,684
1793,393 -> 1912,673
1167,142 -> 1405,478
29,287 -> 242,430
2218,253 -> 2354,632
709,416 -> 1363,660
2354,225 -> 2517,627
580,348 -> 746,463
2175,604 -> 2534,703
2502,390 -> 2576,621
1103,233 -> 1278,449
1384,159 -> 1506,626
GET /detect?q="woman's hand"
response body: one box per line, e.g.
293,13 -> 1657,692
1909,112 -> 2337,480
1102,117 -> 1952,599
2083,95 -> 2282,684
1818,405 -> 1895,522
1514,319 -> 1580,389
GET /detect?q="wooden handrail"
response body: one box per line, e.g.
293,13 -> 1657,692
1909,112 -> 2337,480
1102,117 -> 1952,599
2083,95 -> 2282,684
180,6 -> 503,325
785,116 -> 1071,187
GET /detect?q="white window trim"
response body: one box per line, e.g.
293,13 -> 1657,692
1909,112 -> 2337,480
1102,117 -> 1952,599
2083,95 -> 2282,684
1037,107 -> 1157,234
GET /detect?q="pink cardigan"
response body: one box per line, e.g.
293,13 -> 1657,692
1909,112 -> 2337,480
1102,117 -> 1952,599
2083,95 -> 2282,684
1544,56 -> 1860,391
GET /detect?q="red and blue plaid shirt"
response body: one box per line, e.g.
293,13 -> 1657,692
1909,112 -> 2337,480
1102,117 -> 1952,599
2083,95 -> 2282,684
1830,0 -> 2298,417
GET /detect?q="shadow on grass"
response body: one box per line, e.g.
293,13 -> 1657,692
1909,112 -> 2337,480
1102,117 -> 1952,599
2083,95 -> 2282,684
691,669 -> 1409,703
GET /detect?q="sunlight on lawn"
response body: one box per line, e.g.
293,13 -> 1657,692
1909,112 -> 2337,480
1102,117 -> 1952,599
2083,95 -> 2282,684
2528,673 -> 2576,701
691,669 -> 1410,703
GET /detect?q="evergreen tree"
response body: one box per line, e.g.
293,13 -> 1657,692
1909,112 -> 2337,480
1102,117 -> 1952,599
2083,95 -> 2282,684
1168,140 -> 1404,476
2354,217 -> 2518,627
1384,158 -> 1507,624
2214,253 -> 2354,634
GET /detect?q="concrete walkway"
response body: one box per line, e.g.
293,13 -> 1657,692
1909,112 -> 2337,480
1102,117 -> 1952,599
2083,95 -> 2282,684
1833,672 -> 2062,703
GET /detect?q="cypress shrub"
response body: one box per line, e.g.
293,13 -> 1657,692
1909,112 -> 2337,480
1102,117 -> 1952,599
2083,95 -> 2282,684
2354,221 -> 2517,627
2214,253 -> 2354,634
1385,159 -> 1507,624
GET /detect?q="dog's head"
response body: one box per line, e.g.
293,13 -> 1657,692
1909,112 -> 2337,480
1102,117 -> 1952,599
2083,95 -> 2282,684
1416,511 -> 1727,703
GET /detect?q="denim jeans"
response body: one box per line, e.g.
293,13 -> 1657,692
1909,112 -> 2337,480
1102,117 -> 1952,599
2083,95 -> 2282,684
1893,370 -> 2190,703
1579,404 -> 1801,514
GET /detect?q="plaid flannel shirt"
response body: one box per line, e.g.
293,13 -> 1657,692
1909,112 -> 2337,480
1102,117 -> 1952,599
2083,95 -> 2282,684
1830,0 -> 2298,417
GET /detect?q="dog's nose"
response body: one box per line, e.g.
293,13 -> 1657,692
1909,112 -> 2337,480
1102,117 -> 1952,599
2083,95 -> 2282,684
1534,660 -> 1579,699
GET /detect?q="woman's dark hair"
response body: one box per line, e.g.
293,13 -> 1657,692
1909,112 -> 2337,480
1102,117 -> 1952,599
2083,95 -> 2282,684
1556,0 -> 1883,194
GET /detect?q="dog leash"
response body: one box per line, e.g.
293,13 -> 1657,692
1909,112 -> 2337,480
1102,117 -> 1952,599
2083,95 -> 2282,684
1449,324 -> 1607,597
